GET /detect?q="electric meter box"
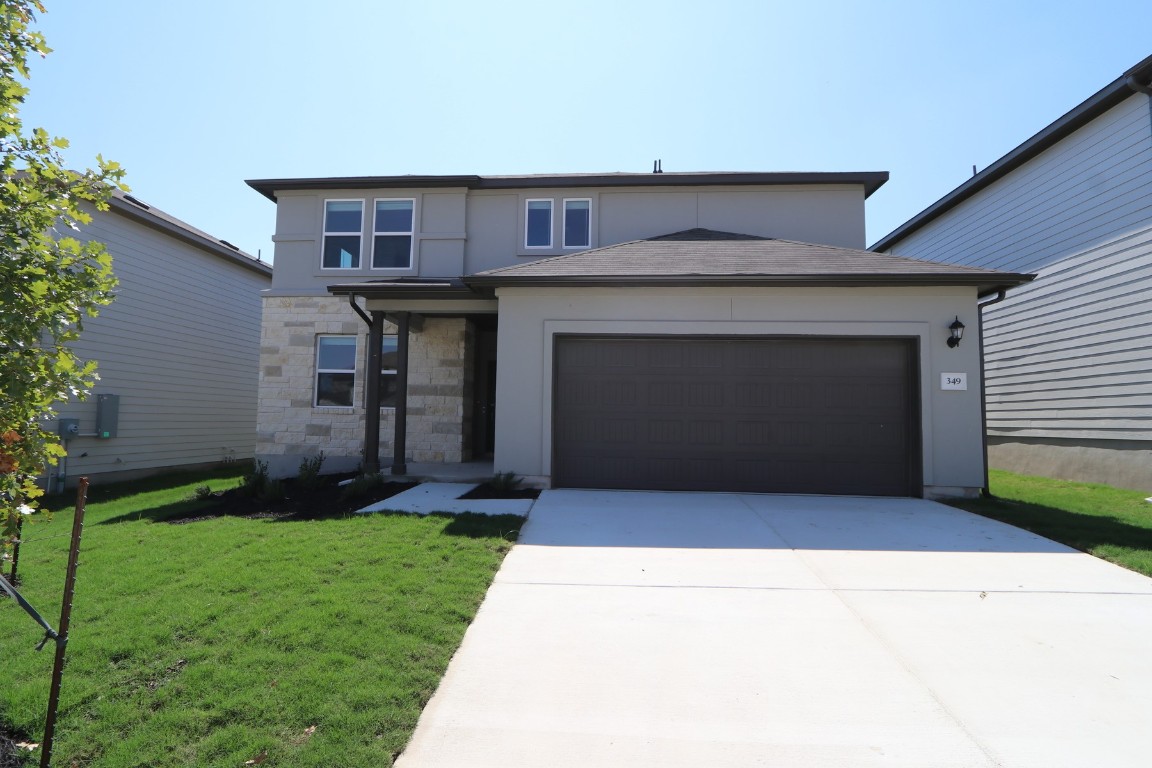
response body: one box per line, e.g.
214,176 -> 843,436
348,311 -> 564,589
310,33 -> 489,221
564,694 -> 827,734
95,394 -> 120,439
58,418 -> 80,437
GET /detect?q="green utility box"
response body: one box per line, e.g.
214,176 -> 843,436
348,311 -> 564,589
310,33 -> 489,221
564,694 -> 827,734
95,394 -> 119,439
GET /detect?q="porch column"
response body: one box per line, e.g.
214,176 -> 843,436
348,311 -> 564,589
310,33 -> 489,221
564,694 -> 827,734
391,311 -> 410,475
363,309 -> 385,474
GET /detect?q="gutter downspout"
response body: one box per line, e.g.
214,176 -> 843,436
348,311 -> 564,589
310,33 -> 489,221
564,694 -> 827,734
348,294 -> 383,475
364,310 -> 384,475
977,290 -> 1007,497
1125,75 -> 1152,97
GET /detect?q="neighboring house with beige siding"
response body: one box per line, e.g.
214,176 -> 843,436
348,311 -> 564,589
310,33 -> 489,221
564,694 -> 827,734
873,53 -> 1152,491
249,171 -> 1029,499
47,189 -> 272,489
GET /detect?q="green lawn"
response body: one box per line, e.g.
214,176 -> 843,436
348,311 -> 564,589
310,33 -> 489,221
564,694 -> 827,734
2,468 -> 523,767
947,469 -> 1152,577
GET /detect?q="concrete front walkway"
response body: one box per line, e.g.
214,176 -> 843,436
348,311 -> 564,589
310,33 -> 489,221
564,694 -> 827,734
396,490 -> 1152,768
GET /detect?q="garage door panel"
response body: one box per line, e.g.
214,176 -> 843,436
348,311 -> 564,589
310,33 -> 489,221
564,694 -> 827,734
556,416 -> 638,444
553,337 -> 919,496
646,420 -> 681,443
647,381 -> 686,407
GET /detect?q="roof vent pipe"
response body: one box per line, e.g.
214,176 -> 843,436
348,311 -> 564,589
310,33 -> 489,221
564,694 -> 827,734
653,159 -> 663,173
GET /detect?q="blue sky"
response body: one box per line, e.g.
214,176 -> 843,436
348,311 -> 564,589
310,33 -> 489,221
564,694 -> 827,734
20,0 -> 1152,261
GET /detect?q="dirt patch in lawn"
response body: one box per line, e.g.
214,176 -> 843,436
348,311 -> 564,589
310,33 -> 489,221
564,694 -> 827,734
167,474 -> 419,524
0,723 -> 34,768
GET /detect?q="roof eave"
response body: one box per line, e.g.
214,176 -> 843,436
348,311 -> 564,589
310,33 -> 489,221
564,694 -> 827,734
247,176 -> 482,202
107,196 -> 272,277
326,280 -> 480,301
872,54 -> 1152,252
463,273 -> 1035,292
247,171 -> 890,202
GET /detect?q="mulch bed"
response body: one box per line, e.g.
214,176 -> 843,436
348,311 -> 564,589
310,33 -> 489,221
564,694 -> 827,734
166,474 -> 540,525
0,725 -> 33,768
167,474 -> 419,524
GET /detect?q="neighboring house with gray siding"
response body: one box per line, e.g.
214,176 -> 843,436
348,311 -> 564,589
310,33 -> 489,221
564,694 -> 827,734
47,189 -> 272,488
249,171 -> 1028,499
873,53 -> 1152,491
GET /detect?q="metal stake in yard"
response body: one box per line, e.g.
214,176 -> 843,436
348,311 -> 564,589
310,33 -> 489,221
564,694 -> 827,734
40,477 -> 88,768
8,514 -> 24,584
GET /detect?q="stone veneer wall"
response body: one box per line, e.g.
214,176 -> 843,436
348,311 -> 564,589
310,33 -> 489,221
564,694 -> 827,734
257,296 -> 471,477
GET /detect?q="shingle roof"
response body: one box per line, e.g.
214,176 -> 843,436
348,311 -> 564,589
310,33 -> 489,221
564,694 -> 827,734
465,229 -> 1032,295
109,189 -> 271,277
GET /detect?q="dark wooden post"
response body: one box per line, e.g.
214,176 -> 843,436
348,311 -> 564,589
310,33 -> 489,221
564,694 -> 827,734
364,310 -> 384,475
391,312 -> 410,475
40,477 -> 88,768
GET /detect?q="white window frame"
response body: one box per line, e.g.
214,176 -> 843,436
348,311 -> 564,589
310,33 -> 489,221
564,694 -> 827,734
321,199 -> 364,270
562,198 -> 592,249
525,198 -> 553,249
372,198 -> 415,270
314,334 -> 357,408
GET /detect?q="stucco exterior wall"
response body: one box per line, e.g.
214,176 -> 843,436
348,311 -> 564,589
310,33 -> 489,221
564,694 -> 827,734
265,184 -> 867,294
257,296 -> 470,478
493,285 -> 986,497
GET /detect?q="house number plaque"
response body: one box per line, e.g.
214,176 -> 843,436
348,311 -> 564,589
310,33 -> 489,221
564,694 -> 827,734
941,373 -> 968,391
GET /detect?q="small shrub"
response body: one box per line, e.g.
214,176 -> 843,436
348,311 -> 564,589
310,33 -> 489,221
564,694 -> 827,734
257,478 -> 286,503
236,460 -> 270,499
193,484 -> 213,501
340,473 -> 384,502
296,451 -> 326,491
490,471 -> 521,492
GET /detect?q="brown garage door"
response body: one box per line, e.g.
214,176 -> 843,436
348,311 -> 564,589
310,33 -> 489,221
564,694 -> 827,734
553,336 -> 920,496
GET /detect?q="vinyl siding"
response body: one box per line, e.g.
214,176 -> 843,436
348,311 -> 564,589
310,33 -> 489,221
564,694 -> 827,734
888,95 -> 1152,272
51,207 -> 271,482
884,92 -> 1152,443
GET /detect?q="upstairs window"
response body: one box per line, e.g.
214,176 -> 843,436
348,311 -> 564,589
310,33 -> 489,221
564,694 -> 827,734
373,199 -> 414,269
564,199 -> 591,248
322,200 -> 363,269
525,199 -> 553,248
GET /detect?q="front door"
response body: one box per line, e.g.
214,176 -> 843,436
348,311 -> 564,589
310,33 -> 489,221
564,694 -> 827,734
471,324 -> 498,458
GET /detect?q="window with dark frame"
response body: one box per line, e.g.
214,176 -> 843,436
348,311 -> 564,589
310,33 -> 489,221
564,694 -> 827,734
322,200 -> 363,269
315,335 -> 357,407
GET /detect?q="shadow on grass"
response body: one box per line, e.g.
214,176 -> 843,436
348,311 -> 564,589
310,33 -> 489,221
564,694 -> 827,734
436,512 -> 525,540
97,503 -> 525,541
42,463 -> 251,512
949,496 -> 1152,557
95,498 -> 223,525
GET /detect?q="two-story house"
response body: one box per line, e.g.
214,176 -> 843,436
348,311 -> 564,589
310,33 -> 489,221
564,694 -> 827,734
248,171 -> 1029,499
874,54 -> 1152,491
48,189 -> 272,488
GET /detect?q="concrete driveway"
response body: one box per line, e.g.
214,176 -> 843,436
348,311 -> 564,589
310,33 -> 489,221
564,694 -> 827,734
396,491 -> 1152,767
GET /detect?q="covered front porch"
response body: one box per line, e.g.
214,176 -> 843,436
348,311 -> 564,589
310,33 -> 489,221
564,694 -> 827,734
327,278 -> 498,477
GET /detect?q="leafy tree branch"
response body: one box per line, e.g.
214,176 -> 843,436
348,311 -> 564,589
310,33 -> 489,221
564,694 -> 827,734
1,0 -> 125,565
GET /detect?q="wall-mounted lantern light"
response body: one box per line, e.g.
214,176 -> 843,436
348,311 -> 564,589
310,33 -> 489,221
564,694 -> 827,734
947,316 -> 965,348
